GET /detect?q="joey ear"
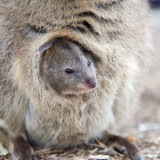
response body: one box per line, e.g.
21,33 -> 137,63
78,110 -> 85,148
36,39 -> 56,54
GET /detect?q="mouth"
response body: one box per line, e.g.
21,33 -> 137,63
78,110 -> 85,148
62,85 -> 97,96
77,82 -> 97,92
61,80 -> 97,96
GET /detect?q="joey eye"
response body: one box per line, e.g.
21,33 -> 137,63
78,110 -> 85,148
88,61 -> 91,66
65,69 -> 74,74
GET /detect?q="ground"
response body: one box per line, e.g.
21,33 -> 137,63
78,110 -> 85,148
0,6 -> 160,160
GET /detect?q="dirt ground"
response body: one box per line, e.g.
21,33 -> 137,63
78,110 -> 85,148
0,6 -> 160,160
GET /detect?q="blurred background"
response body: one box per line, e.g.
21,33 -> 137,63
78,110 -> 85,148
149,0 -> 160,7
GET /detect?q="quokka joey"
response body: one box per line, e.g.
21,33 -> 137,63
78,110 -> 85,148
40,39 -> 97,96
0,0 -> 151,160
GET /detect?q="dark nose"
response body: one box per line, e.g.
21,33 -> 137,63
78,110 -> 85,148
86,78 -> 97,88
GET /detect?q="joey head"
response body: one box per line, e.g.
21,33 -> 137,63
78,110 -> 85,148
40,39 -> 97,95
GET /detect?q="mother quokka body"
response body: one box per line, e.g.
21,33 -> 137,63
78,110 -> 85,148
0,0 -> 151,160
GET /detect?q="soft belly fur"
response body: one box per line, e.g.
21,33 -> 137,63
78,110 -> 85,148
25,92 -> 116,148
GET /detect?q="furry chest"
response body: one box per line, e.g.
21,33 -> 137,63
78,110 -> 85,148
25,99 -> 114,148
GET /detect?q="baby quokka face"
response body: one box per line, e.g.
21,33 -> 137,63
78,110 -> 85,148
41,39 -> 97,95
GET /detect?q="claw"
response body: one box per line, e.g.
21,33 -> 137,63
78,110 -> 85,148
113,146 -> 128,154
131,155 -> 142,160
32,154 -> 36,160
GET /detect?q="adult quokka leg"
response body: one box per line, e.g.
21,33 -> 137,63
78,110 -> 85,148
10,135 -> 36,160
100,132 -> 142,160
0,96 -> 35,159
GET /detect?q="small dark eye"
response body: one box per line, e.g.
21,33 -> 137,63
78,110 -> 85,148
65,69 -> 74,74
88,61 -> 91,66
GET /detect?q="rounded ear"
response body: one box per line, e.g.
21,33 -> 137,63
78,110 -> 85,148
36,39 -> 56,54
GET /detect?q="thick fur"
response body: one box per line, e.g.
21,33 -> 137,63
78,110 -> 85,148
0,0 -> 151,150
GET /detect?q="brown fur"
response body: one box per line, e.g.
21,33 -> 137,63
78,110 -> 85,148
0,0 -> 151,160
11,136 -> 34,160
101,133 -> 141,160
